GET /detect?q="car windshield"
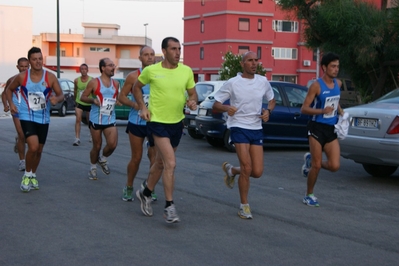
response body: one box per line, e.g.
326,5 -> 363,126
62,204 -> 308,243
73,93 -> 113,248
196,84 -> 214,102
375,88 -> 399,103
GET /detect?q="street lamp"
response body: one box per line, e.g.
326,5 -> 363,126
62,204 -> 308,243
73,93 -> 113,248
144,23 -> 148,46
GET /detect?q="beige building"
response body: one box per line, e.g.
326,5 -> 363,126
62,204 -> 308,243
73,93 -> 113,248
0,5 -> 32,84
33,22 -> 152,80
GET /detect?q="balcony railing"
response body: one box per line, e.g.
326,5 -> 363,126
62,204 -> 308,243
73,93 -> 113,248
45,56 -> 86,67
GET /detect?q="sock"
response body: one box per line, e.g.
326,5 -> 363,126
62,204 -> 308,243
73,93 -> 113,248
100,155 -> 108,162
165,200 -> 174,208
228,168 -> 233,176
90,164 -> 96,169
25,170 -> 32,177
240,203 -> 249,208
32,173 -> 36,178
20,160 -> 25,163
143,187 -> 152,197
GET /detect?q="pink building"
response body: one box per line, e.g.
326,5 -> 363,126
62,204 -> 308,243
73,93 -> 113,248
33,23 -> 152,80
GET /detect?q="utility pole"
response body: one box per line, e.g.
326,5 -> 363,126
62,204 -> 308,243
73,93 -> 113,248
56,0 -> 60,78
144,23 -> 148,46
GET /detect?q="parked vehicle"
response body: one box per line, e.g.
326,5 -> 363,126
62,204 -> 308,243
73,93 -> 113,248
51,78 -> 75,117
306,78 -> 361,108
184,81 -> 226,139
195,81 -> 310,152
340,88 -> 399,177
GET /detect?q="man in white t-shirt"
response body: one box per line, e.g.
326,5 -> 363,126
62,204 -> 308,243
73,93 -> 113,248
213,51 -> 276,219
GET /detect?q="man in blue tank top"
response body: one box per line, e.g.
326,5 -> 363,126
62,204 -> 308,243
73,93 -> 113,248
300,52 -> 344,207
6,47 -> 64,192
80,58 -> 119,180
118,46 -> 158,202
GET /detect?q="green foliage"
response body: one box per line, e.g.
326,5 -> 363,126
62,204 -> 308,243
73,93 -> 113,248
277,0 -> 399,100
218,50 -> 266,80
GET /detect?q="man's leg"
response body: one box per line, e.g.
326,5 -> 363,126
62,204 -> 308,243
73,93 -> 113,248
74,107 -> 83,142
90,126 -> 102,164
102,126 -> 118,157
306,136 -> 323,195
321,139 -> 340,172
25,135 -> 40,173
13,116 -> 25,166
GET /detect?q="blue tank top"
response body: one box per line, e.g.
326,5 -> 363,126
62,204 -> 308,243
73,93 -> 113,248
19,69 -> 52,124
89,77 -> 118,125
128,68 -> 150,126
310,78 -> 340,125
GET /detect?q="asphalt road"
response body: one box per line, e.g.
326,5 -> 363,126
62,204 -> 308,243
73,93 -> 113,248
0,110 -> 399,266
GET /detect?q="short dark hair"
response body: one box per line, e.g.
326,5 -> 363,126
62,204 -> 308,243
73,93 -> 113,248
321,52 -> 339,67
17,57 -> 28,65
161,37 -> 179,50
27,47 -> 41,60
80,63 -> 88,69
99,58 -> 107,73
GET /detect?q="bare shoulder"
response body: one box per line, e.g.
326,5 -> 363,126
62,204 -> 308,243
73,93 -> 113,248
336,78 -> 343,88
125,70 -> 139,83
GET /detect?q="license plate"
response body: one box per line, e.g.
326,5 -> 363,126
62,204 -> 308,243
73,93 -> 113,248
198,108 -> 207,116
190,120 -> 196,126
355,118 -> 378,128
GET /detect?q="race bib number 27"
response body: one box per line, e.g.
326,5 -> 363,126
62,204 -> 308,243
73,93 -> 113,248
28,92 -> 46,111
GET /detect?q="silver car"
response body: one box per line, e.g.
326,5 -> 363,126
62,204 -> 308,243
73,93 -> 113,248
340,88 -> 399,177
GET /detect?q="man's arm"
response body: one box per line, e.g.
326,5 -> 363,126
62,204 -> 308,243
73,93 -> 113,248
119,71 -> 138,109
48,74 -> 64,105
133,79 -> 150,120
81,79 -> 100,106
5,73 -> 22,114
73,78 -> 78,104
186,87 -> 198,111
2,77 -> 13,112
300,81 -> 332,115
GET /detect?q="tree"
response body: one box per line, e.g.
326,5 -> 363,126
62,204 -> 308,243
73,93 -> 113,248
218,50 -> 266,80
277,0 -> 399,100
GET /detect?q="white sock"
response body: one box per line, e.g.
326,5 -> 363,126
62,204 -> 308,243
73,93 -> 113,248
100,155 -> 108,162
240,203 -> 249,208
25,170 -> 32,177
32,173 -> 36,178
90,164 -> 96,169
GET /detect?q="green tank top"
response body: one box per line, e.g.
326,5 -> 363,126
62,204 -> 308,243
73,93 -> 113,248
75,76 -> 92,106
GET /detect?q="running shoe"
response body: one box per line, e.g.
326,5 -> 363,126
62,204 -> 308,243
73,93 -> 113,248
18,160 -> 25,171
20,175 -> 31,192
88,168 -> 97,180
73,138 -> 80,146
303,194 -> 319,207
122,186 -> 134,202
136,189 -> 153,216
14,136 -> 18,153
301,152 -> 311,177
30,177 -> 39,190
222,162 -> 235,189
97,157 -> 110,175
238,205 -> 253,219
141,180 -> 158,202
164,204 -> 180,223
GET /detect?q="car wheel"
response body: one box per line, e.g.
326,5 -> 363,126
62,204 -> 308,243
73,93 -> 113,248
188,128 -> 204,139
205,136 -> 224,147
223,129 -> 236,152
58,103 -> 67,117
362,163 -> 398,177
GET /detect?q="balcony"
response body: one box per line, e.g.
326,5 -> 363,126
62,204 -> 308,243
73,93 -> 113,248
45,56 -> 86,67
118,58 -> 141,69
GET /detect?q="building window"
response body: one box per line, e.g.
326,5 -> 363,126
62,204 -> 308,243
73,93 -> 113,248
61,49 -> 66,57
259,0 -> 263,3
240,0 -> 250,2
257,47 -> 262,59
90,47 -> 110,52
201,0 -> 205,5
313,49 -> 318,61
272,20 -> 298,33
272,75 -> 297,83
76,48 -> 80,57
271,48 -> 298,60
98,29 -> 101,35
238,46 -> 249,54
200,47 -> 204,60
258,19 -> 262,32
201,20 -> 204,33
238,18 -> 250,31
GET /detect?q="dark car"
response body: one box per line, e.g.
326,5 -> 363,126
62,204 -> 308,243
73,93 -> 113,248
51,78 -> 75,116
183,81 -> 226,139
195,81 -> 310,152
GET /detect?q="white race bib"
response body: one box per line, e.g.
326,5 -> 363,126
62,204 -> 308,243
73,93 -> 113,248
324,96 -> 340,118
28,92 -> 46,111
143,94 -> 150,108
100,98 -> 116,116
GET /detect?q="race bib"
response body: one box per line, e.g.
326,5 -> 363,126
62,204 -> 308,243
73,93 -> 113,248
100,98 -> 116,116
324,96 -> 340,118
28,92 -> 46,111
143,94 -> 150,108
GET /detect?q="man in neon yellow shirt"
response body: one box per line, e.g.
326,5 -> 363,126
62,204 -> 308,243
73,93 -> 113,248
133,37 -> 198,223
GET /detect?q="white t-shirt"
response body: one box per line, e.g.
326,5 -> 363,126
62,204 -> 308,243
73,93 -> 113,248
214,74 -> 274,130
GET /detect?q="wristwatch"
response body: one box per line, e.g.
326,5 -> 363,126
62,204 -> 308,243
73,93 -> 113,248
267,109 -> 272,115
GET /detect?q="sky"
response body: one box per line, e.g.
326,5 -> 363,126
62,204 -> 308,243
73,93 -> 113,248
0,0 -> 184,54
